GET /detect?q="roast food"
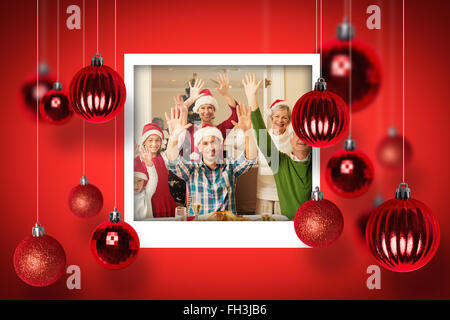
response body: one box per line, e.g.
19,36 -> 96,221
207,211 -> 250,221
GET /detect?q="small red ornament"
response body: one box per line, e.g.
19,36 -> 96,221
377,127 -> 413,169
21,63 -> 55,117
365,183 -> 440,272
326,137 -> 374,198
292,78 -> 349,148
355,195 -> 385,245
39,81 -> 73,125
321,19 -> 382,112
68,175 -> 103,218
294,187 -> 344,248
14,222 -> 66,287
90,208 -> 140,269
70,53 -> 126,123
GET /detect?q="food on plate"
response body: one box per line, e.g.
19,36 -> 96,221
207,211 -> 250,221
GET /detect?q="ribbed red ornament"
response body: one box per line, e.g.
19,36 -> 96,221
294,187 -> 344,248
321,19 -> 382,112
366,183 -> 440,272
39,82 -> 73,125
13,223 -> 66,287
90,209 -> 139,270
70,53 -> 126,123
325,138 -> 374,198
292,78 -> 349,148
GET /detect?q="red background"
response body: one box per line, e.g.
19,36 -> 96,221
1,0 -> 449,299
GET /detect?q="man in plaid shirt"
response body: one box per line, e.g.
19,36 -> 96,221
164,103 -> 257,216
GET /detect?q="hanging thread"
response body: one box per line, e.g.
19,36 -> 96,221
402,0 -> 405,183
82,0 -> 86,176
348,0 -> 353,137
36,0 -> 40,223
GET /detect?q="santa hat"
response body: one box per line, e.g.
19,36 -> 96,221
270,99 -> 287,110
134,157 -> 149,186
193,89 -> 219,113
141,123 -> 165,147
193,124 -> 223,147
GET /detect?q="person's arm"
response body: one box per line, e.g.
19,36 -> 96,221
182,78 -> 205,108
251,107 -> 280,164
165,106 -> 192,161
216,73 -> 236,108
144,164 -> 158,198
242,72 -> 263,112
231,103 -> 257,161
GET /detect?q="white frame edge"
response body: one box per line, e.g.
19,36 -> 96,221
124,54 -> 320,248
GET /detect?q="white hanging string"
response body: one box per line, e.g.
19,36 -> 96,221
36,0 -> 40,223
320,0 -> 323,77
114,0 -> 117,208
348,0 -> 353,137
402,0 -> 405,183
56,0 -> 60,82
82,0 -> 86,176
97,0 -> 99,53
315,0 -> 318,54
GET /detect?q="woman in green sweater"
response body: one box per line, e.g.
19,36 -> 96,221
243,73 -> 312,219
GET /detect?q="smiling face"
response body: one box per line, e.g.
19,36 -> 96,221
143,134 -> 162,154
271,106 -> 291,134
199,135 -> 222,164
134,177 -> 146,194
290,133 -> 312,153
198,104 -> 216,123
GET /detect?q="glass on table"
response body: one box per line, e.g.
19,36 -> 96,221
191,203 -> 202,219
175,206 -> 187,221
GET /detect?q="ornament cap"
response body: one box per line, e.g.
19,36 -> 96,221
38,62 -> 50,75
91,52 -> 104,67
388,126 -> 398,137
373,194 -> 385,208
314,78 -> 327,91
337,17 -> 355,41
344,136 -> 356,151
395,182 -> 411,200
80,175 -> 89,186
109,207 -> 121,223
32,222 -> 45,237
311,187 -> 324,201
53,81 -> 62,91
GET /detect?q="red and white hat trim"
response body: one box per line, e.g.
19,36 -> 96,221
270,99 -> 287,110
193,124 -> 223,147
134,157 -> 149,186
141,123 -> 165,147
193,89 -> 219,113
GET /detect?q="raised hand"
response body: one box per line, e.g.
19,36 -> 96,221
216,73 -> 231,97
165,106 -> 192,141
231,103 -> 252,133
242,72 -> 262,111
173,95 -> 188,123
188,78 -> 205,103
140,144 -> 154,167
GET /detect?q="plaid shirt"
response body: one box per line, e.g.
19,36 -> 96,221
165,152 -> 256,216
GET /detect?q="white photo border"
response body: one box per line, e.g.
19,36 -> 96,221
124,54 -> 320,248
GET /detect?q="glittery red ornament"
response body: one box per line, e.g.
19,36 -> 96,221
291,78 -> 349,148
70,53 -> 126,123
21,63 -> 55,117
90,208 -> 140,269
39,81 -> 73,125
322,19 -> 382,112
377,127 -> 413,170
14,223 -> 66,287
68,175 -> 103,218
325,138 -> 374,198
294,187 -> 344,248
366,183 -> 440,272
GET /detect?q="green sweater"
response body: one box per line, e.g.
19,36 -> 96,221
251,108 -> 312,219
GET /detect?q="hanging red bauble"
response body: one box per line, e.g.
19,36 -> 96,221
325,137 -> 374,198
69,53 -> 126,123
355,195 -> 384,245
90,208 -> 140,269
294,187 -> 344,248
377,127 -> 413,169
68,175 -> 103,218
321,18 -> 382,112
39,81 -> 73,125
292,78 -> 349,148
21,63 -> 55,117
14,222 -> 66,287
365,183 -> 440,272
